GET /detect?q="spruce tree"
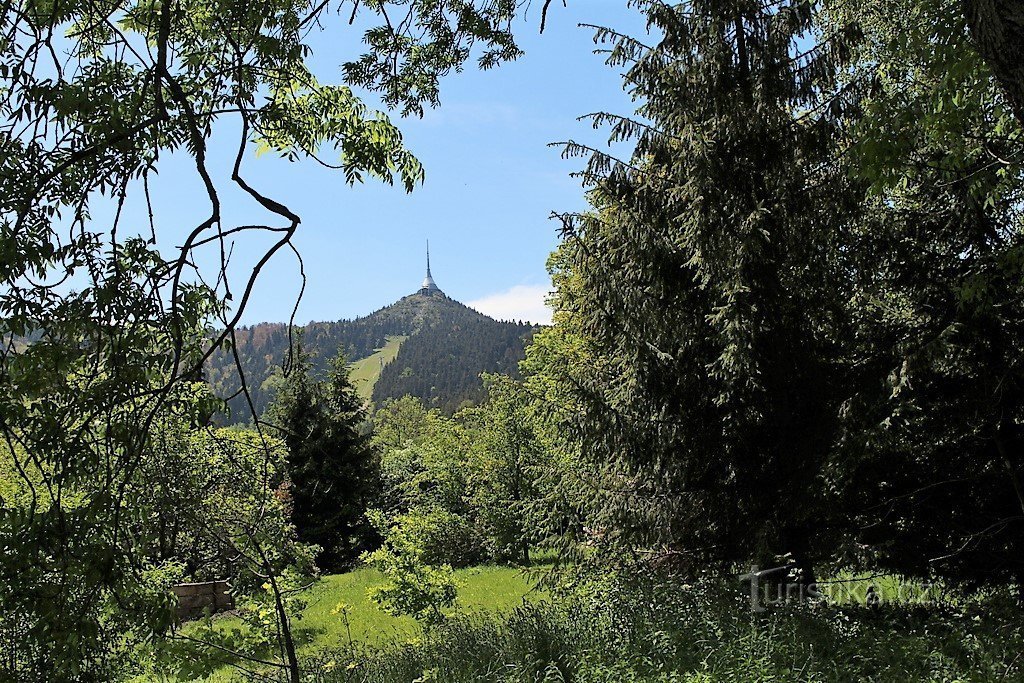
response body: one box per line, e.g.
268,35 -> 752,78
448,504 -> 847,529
545,0 -> 857,578
270,342 -> 379,571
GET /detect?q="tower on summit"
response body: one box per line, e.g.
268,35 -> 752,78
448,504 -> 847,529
419,241 -> 441,295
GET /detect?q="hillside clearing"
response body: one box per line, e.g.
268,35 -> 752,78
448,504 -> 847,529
348,335 -> 407,402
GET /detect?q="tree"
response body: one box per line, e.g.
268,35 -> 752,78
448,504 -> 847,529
822,0 -> 1024,128
371,387 -> 555,567
146,423 -> 317,682
0,380 -> 315,681
532,0 -> 1024,593
0,325 -> 218,681
463,374 -> 550,564
372,395 -> 437,453
136,388 -> 269,580
962,0 -> 1024,125
539,0 -> 856,580
372,397 -> 484,566
820,0 -> 1024,587
270,343 -> 379,571
834,182 -> 1024,587
362,509 -> 459,628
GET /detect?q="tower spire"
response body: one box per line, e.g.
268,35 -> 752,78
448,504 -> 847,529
420,240 -> 440,293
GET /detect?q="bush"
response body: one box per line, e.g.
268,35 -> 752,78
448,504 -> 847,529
367,506 -> 482,568
361,509 -> 460,626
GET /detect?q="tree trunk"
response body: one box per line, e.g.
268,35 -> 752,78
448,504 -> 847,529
962,0 -> 1024,126
254,542 -> 301,683
270,574 -> 301,683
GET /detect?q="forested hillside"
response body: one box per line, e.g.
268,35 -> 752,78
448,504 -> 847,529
206,292 -> 535,420
373,313 -> 532,412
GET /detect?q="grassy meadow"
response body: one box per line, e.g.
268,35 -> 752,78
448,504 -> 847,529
306,574 -> 1024,683
348,336 -> 407,401
146,565 -> 544,681
140,567 -> 1024,683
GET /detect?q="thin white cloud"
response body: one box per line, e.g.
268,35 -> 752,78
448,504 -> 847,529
467,284 -> 553,325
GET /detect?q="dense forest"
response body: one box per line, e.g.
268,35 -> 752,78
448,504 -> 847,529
371,308 -> 533,413
206,292 -> 535,419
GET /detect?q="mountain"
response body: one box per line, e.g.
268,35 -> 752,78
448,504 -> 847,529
206,288 -> 537,422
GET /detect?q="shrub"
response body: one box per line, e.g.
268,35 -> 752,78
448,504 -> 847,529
361,509 -> 459,626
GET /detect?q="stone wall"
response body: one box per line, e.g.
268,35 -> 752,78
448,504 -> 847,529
171,580 -> 234,621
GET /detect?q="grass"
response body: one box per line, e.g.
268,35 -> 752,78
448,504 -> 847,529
308,573 -> 1024,683
151,564 -> 543,682
142,568 -> 1024,682
291,565 -> 544,650
348,336 -> 407,402
814,571 -> 956,607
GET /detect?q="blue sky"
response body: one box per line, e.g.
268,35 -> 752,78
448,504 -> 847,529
124,2 -> 649,325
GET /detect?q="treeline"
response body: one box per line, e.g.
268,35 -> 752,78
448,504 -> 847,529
206,306 -> 412,418
206,292 -> 534,419
373,316 -> 534,413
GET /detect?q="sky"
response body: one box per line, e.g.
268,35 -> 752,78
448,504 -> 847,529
119,2 -> 650,326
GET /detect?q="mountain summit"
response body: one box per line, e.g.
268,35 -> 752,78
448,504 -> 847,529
207,252 -> 536,421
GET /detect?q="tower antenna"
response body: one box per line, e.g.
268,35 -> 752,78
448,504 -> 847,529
420,240 -> 440,293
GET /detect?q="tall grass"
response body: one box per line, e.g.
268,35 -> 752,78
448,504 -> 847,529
297,574 -> 1024,683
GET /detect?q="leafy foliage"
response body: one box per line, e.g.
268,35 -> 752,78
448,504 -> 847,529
143,423 -> 318,681
136,401 -> 297,582
1,0 -> 526,674
461,374 -> 551,564
362,509 -> 460,627
371,386 -> 554,570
